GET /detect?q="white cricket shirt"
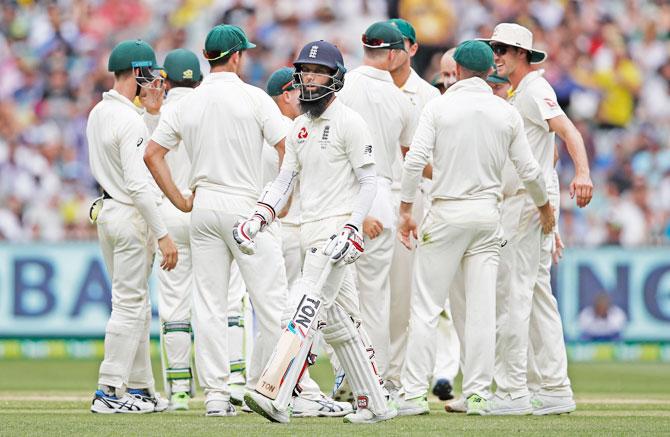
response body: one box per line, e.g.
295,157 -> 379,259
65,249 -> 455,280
401,77 -> 546,205
507,69 -> 564,196
151,72 -> 286,209
161,87 -> 194,194
88,89 -> 155,204
338,65 -> 417,184
281,98 -> 375,224
401,68 -> 441,112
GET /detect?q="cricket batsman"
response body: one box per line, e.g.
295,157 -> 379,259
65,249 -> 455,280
396,40 -> 554,416
234,40 -> 397,424
144,24 -> 288,417
88,39 -> 176,414
481,23 -> 593,415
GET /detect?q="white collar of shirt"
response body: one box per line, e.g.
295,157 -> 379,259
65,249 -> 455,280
445,76 -> 492,95
165,86 -> 194,104
352,65 -> 393,83
103,89 -> 142,114
316,97 -> 343,121
401,68 -> 421,94
514,69 -> 546,95
203,71 -> 242,84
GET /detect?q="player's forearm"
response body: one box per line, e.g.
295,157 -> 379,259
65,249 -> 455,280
400,148 -> 427,203
144,152 -> 187,212
350,164 -> 377,230
130,189 -> 168,239
562,128 -> 590,177
522,172 -> 549,207
257,168 -> 297,220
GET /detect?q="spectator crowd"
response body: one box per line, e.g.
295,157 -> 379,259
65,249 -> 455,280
0,0 -> 669,246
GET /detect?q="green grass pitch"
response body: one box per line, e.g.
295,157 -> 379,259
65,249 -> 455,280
0,359 -> 669,436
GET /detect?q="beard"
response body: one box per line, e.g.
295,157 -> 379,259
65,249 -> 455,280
299,94 -> 334,119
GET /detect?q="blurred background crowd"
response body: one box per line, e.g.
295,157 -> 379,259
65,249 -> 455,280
0,0 -> 669,246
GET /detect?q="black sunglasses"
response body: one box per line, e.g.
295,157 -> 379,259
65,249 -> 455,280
491,44 -> 511,56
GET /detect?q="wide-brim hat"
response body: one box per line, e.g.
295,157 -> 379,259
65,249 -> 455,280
479,23 -> 547,64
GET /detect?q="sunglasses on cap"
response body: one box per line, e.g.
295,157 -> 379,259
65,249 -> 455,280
202,41 -> 243,61
361,34 -> 403,49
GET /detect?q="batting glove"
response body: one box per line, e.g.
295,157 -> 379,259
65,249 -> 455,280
323,224 -> 364,265
232,202 -> 276,255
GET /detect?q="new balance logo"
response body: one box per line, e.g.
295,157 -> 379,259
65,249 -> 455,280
309,45 -> 319,58
364,144 -> 372,156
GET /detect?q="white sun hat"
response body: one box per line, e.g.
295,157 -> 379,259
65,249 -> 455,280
479,23 -> 547,64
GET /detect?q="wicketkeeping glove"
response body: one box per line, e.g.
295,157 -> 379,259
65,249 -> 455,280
233,202 -> 275,255
323,224 -> 364,265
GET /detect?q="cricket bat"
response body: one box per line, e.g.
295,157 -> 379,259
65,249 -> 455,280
255,263 -> 332,400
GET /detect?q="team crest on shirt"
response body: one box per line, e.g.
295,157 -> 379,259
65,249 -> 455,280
319,125 -> 330,149
544,98 -> 558,108
297,126 -> 309,144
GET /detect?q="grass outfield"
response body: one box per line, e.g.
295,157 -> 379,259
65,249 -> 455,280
0,360 -> 669,436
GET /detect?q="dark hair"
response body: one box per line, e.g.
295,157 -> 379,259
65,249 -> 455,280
206,50 -> 240,68
113,69 -> 133,80
167,78 -> 200,89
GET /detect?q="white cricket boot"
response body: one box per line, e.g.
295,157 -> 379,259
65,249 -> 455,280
531,393 -> 576,415
489,393 -> 533,415
292,394 -> 353,417
205,397 -> 237,417
396,395 -> 429,416
127,389 -> 168,412
244,391 -> 290,423
445,396 -> 467,413
343,395 -> 397,424
91,390 -> 155,414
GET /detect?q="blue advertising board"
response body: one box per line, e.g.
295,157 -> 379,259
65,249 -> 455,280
0,243 -> 669,341
0,242 -> 160,337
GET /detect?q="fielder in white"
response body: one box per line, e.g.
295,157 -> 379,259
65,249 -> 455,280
149,49 -> 202,412
88,39 -> 176,414
396,40 -> 554,417
235,40 -> 396,425
144,24 -> 288,417
384,18 -> 459,401
338,21 -> 417,382
482,23 -> 593,415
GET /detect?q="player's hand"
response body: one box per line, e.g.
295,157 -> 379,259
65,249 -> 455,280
323,224 -> 364,265
538,202 -> 555,235
179,192 -> 194,213
233,215 -> 264,255
552,231 -> 565,264
397,213 -> 418,250
158,235 -> 178,271
362,216 -> 383,239
570,173 -> 593,208
139,82 -> 164,115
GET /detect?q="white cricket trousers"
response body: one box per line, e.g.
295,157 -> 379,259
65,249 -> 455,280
96,199 -> 155,393
189,194 -> 286,402
528,191 -> 573,397
402,199 -> 501,399
495,192 -> 541,399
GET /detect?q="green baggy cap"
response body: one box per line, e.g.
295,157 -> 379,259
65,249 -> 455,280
266,67 -> 297,96
453,40 -> 494,73
204,24 -> 256,56
362,21 -> 406,50
108,39 -> 161,72
388,18 -> 416,44
164,48 -> 202,82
